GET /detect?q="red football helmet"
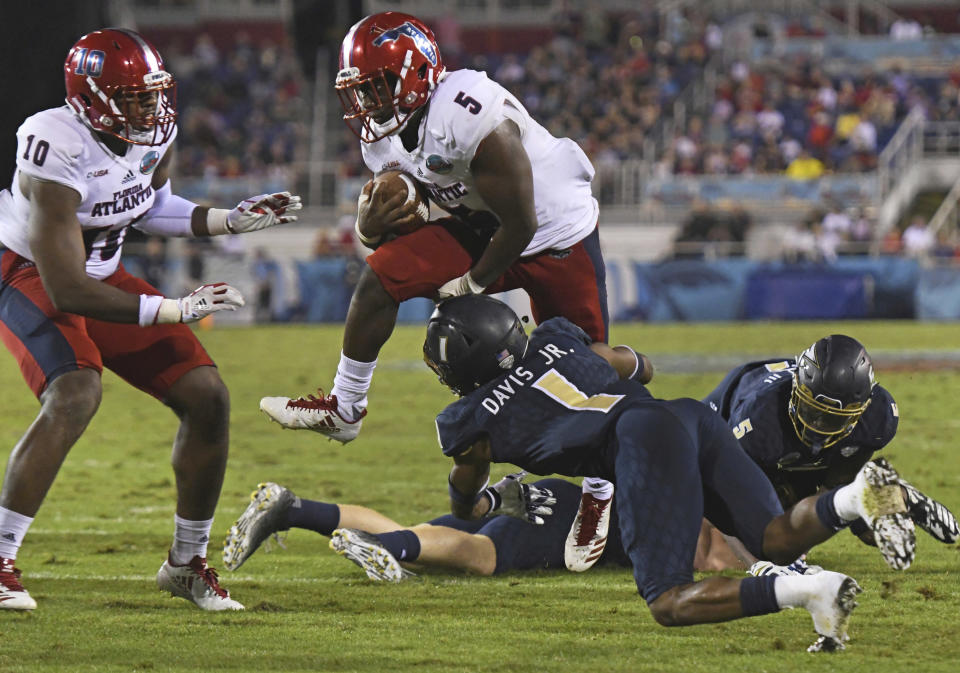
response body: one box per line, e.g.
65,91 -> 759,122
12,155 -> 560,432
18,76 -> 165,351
335,12 -> 445,142
64,28 -> 177,146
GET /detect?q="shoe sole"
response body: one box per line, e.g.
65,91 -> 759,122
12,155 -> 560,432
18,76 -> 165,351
329,529 -> 413,582
222,483 -> 294,571
863,460 -> 916,570
807,576 -> 862,653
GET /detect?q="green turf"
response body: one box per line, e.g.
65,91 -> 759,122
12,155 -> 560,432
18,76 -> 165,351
1,321 -> 959,672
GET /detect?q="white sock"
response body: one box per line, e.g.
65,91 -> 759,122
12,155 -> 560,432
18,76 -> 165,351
582,478 -> 614,501
773,574 -> 811,609
832,480 -> 863,523
170,515 -> 214,565
331,352 -> 376,421
0,507 -> 34,559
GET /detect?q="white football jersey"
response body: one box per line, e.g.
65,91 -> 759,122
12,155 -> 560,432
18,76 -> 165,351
360,69 -> 598,256
0,106 -> 176,280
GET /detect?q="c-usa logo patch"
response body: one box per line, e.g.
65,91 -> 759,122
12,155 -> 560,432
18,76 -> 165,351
140,151 -> 160,175
426,154 -> 453,174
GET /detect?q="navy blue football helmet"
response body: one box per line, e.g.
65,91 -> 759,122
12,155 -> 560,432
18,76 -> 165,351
789,334 -> 875,450
423,295 -> 528,396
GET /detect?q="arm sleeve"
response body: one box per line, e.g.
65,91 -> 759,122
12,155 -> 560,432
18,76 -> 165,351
132,180 -> 197,237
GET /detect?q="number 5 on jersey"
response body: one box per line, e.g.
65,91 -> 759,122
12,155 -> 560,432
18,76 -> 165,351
733,418 -> 753,439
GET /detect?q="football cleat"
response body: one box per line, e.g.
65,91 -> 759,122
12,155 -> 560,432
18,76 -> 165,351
222,482 -> 295,571
156,555 -> 244,611
564,491 -> 613,572
259,390 -> 365,443
900,478 -> 959,544
0,557 -> 36,611
853,458 -> 916,570
804,571 -> 862,653
748,558 -> 823,577
329,528 -> 416,582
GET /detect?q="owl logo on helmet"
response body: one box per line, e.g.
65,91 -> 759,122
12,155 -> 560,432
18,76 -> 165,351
335,12 -> 446,142
788,334 -> 876,452
64,28 -> 177,147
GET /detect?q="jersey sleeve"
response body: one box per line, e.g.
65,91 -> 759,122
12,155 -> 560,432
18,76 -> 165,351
430,70 -> 509,163
436,398 -> 486,457
15,111 -> 88,201
857,385 -> 899,450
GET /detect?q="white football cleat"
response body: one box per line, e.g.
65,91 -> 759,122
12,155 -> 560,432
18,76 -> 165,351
156,555 -> 244,611
259,390 -> 365,443
330,529 -> 416,582
222,482 -> 295,571
0,557 -> 36,611
854,458 -> 916,570
564,490 -> 613,572
900,478 -> 959,544
803,571 -> 863,652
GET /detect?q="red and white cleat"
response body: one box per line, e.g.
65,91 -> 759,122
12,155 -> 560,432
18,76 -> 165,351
564,491 -> 613,572
0,557 -> 36,611
259,390 -> 365,443
156,555 -> 244,611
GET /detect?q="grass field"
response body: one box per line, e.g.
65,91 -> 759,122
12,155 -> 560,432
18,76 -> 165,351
1,320 -> 959,672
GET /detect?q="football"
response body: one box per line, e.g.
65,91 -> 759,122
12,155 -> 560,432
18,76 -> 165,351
368,170 -> 431,236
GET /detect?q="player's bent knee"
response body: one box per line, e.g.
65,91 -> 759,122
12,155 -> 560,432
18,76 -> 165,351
41,369 -> 102,426
167,367 -> 230,424
647,590 -> 685,627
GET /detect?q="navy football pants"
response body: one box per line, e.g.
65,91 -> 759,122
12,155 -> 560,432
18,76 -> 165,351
611,399 -> 783,603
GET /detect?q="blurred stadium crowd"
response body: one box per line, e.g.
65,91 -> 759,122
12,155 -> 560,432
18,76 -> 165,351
91,2 -> 960,320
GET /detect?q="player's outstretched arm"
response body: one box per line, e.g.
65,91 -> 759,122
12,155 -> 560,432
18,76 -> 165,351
448,438 -> 493,520
24,176 -> 239,324
590,343 -> 654,383
436,120 -> 537,300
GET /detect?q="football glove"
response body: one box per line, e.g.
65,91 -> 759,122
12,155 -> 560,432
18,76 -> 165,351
139,283 -> 245,326
208,192 -> 302,235
178,283 -> 245,322
435,271 -> 486,301
484,471 -> 556,524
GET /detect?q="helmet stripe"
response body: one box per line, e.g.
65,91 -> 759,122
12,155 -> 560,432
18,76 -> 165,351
113,28 -> 161,72
341,19 -> 362,69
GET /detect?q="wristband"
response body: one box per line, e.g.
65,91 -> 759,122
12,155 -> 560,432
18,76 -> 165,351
447,475 -> 490,507
355,218 -> 382,247
206,208 -> 231,236
138,294 -> 164,326
483,486 -> 502,514
615,344 -> 643,381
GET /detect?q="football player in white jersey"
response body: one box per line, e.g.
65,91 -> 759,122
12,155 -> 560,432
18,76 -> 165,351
0,28 -> 301,612
259,11 -> 618,572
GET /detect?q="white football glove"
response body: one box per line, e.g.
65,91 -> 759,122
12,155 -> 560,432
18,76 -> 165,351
178,283 -> 245,322
435,271 -> 486,301
207,192 -> 302,235
484,471 -> 557,525
139,283 -> 245,326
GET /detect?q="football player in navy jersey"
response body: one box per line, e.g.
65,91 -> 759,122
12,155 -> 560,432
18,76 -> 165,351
221,476 -> 644,581
419,295 -> 919,652
702,335 -> 958,549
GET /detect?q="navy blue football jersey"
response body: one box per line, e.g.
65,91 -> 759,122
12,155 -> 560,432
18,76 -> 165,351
702,358 -> 899,504
435,317 -> 652,478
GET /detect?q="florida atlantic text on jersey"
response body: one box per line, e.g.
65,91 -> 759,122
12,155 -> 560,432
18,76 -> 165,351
0,106 -> 175,279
